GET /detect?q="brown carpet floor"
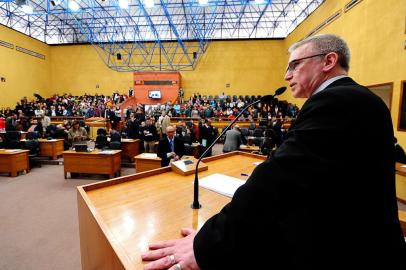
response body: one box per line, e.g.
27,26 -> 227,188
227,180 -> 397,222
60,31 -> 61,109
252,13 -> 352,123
1,144 -> 404,270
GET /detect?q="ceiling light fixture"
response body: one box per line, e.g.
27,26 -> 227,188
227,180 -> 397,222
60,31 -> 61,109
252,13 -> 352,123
68,0 -> 79,11
21,4 -> 33,14
144,0 -> 154,8
119,0 -> 129,9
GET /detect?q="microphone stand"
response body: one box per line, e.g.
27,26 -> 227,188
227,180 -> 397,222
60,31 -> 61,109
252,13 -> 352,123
191,99 -> 262,209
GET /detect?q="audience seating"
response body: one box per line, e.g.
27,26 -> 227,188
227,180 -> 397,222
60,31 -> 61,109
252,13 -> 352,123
23,139 -> 41,168
252,137 -> 263,147
95,135 -> 108,149
253,129 -> 264,137
5,131 -> 21,149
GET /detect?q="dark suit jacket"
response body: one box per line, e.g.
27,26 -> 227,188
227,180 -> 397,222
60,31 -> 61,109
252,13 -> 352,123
194,77 -> 406,269
157,136 -> 185,167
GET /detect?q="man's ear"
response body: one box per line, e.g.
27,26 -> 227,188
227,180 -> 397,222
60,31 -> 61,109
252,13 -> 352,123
322,52 -> 339,72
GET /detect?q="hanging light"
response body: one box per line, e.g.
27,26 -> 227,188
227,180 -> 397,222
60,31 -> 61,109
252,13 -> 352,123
144,0 -> 154,8
68,0 -> 80,11
119,0 -> 129,9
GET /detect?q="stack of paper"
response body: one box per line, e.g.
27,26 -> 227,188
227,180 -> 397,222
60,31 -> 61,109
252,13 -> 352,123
198,173 -> 245,198
141,153 -> 157,158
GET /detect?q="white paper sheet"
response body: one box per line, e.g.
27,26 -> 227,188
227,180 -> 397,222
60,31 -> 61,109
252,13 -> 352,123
198,173 -> 245,198
140,153 -> 158,158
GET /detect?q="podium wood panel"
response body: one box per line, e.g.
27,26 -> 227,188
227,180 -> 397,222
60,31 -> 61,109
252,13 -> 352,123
77,152 -> 266,270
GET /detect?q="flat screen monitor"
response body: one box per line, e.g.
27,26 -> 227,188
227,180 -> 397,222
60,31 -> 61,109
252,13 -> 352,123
148,90 -> 161,99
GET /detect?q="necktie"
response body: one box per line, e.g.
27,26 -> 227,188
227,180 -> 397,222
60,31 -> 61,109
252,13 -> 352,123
170,140 -> 174,152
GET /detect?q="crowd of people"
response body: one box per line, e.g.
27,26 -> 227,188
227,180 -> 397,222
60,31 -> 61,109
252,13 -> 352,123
0,90 -> 299,155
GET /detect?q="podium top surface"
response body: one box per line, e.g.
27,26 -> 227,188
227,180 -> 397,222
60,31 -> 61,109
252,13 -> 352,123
77,152 -> 265,269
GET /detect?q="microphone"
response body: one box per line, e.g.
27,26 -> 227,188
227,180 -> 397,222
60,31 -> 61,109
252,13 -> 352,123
259,87 -> 287,103
191,86 -> 287,209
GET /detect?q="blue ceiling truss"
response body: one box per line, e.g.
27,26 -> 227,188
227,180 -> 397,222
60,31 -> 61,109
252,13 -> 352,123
0,0 -> 324,71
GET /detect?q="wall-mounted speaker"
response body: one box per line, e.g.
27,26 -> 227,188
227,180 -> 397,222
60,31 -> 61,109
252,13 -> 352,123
117,53 -> 122,60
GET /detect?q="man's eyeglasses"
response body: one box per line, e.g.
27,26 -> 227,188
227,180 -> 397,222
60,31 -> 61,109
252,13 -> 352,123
286,53 -> 326,72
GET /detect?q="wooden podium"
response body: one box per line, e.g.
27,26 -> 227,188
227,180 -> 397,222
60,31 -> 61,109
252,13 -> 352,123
77,152 -> 266,270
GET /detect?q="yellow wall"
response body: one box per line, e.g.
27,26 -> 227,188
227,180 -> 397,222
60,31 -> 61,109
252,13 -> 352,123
49,40 -> 287,99
0,25 -> 50,108
181,39 -> 287,97
283,0 -> 406,146
49,45 -> 133,97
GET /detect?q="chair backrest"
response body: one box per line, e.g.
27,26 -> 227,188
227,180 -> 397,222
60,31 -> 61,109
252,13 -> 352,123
184,144 -> 193,155
97,128 -> 107,136
110,132 -> 121,142
95,135 -> 108,149
24,140 -> 39,155
26,131 -> 39,140
6,140 -> 21,149
5,131 -> 21,141
109,141 -> 121,150
240,128 -> 249,137
182,134 -> 192,145
253,129 -> 264,137
252,137 -> 263,146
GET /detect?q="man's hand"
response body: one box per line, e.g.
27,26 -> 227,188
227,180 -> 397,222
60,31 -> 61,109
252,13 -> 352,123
141,228 -> 200,270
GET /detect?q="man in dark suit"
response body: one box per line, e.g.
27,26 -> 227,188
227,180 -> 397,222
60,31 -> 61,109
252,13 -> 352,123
199,119 -> 215,157
142,34 -> 406,269
157,125 -> 185,167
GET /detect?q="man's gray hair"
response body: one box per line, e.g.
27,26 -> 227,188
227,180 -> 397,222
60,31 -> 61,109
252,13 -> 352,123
288,34 -> 351,72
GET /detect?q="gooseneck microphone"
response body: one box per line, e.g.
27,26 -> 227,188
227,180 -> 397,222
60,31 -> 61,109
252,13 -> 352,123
191,86 -> 287,209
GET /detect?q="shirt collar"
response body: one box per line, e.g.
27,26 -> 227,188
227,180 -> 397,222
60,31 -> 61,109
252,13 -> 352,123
312,75 -> 348,96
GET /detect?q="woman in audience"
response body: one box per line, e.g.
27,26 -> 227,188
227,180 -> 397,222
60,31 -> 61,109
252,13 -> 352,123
67,120 -> 88,146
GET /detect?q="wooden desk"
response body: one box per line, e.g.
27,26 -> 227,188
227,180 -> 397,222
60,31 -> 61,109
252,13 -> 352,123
395,163 -> 406,203
239,145 -> 260,153
134,153 -> 161,173
0,149 -> 29,177
63,150 -> 121,179
77,152 -> 265,270
121,139 -> 140,162
398,210 -> 406,236
38,139 -> 64,160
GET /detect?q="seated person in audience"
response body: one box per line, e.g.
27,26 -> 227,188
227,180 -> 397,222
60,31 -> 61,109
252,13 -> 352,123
67,120 -> 88,146
394,137 -> 406,164
222,125 -> 243,153
157,126 -> 185,167
27,117 -> 43,137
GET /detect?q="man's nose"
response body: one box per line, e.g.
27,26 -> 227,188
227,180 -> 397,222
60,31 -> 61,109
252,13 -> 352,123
284,70 -> 293,81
